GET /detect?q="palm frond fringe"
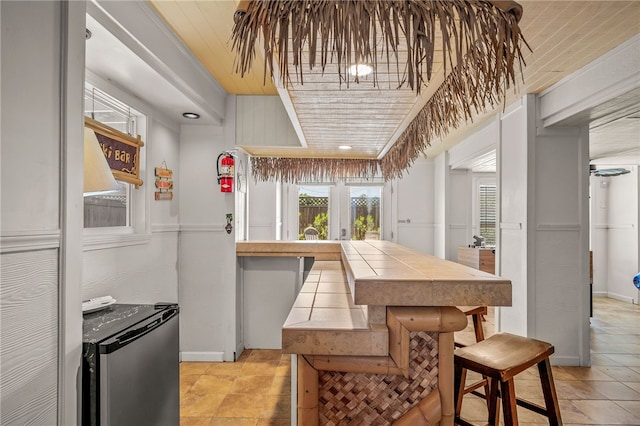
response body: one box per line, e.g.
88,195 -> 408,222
233,0 -> 528,182
251,157 -> 382,183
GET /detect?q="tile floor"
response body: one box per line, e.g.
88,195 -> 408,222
180,297 -> 640,425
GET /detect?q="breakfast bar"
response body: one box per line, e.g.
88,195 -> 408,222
237,240 -> 511,425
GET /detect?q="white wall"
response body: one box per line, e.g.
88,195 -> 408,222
391,159 -> 435,254
236,95 -> 301,149
178,116 -> 239,361
497,98 -> 532,338
448,170 -> 473,261
498,94 -> 591,366
248,178 -> 279,240
82,117 -> 181,304
1,2 -> 85,424
433,153 -> 448,259
591,166 -> 640,303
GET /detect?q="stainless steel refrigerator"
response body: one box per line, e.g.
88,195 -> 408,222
82,303 -> 179,426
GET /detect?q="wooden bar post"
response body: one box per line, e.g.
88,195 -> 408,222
439,331 -> 455,426
297,355 -> 318,426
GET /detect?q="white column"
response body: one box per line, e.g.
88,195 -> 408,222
498,94 -> 591,366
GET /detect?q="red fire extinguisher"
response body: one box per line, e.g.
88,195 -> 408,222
217,152 -> 235,192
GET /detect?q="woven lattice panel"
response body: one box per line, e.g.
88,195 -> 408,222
318,331 -> 439,425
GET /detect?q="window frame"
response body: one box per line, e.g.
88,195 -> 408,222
347,185 -> 383,240
473,175 -> 497,247
297,184 -> 332,240
82,76 -> 150,251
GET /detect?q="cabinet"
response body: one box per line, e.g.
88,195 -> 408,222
457,247 -> 495,274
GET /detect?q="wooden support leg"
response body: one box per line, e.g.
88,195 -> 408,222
297,355 -> 318,426
439,332 -> 454,426
487,378 -> 500,426
538,358 -> 562,426
471,312 -> 485,342
454,362 -> 466,416
500,379 -> 518,426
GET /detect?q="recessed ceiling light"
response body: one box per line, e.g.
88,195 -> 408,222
183,112 -> 200,119
338,145 -> 352,150
348,64 -> 372,77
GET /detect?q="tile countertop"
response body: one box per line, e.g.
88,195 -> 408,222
236,240 -> 342,260
343,240 -> 512,307
236,240 -> 512,356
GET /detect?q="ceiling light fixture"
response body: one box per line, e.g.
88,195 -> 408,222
182,112 -> 200,119
348,64 -> 372,77
339,145 -> 352,150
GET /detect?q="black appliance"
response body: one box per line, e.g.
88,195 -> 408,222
82,303 -> 179,426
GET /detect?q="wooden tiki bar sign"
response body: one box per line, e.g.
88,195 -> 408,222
84,116 -> 144,188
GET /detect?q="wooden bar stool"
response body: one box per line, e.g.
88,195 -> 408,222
454,332 -> 562,426
454,306 -> 490,413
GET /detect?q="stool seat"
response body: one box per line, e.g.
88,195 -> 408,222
455,332 -> 554,382
454,332 -> 562,426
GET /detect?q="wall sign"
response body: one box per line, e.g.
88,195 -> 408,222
84,117 -> 144,188
155,165 -> 174,200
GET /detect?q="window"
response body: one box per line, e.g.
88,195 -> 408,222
298,186 -> 330,240
478,184 -> 496,246
349,186 -> 381,240
83,84 -> 144,230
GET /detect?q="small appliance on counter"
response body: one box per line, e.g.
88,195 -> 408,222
82,303 -> 179,426
82,295 -> 117,314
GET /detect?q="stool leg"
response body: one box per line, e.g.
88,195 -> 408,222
487,378 -> 500,426
454,362 -> 466,416
538,358 -> 562,425
472,313 -> 485,342
500,378 -> 518,425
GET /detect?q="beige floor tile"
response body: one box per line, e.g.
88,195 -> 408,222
256,418 -> 290,426
182,362 -> 214,375
209,418 -> 258,425
570,399 -> 640,424
240,360 -> 279,376
261,394 -> 291,419
552,365 -> 617,381
589,381 -> 640,401
229,376 -> 274,394
555,380 -> 608,400
615,399 -> 640,419
247,349 -> 282,361
181,374 -> 201,395
181,392 -> 227,417
623,381 -> 640,393
275,363 -> 291,377
269,374 -> 291,395
590,353 -> 625,366
205,362 -> 245,376
593,366 -> 640,382
601,354 -> 640,367
215,394 -> 267,418
180,416 -> 213,426
190,375 -> 236,395
512,379 -> 545,400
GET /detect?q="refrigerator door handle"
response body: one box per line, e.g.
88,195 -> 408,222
116,317 -> 163,346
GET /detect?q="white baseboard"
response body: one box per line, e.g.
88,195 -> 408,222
606,292 -> 637,304
180,351 -> 224,362
235,342 -> 245,362
550,354 -> 581,366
